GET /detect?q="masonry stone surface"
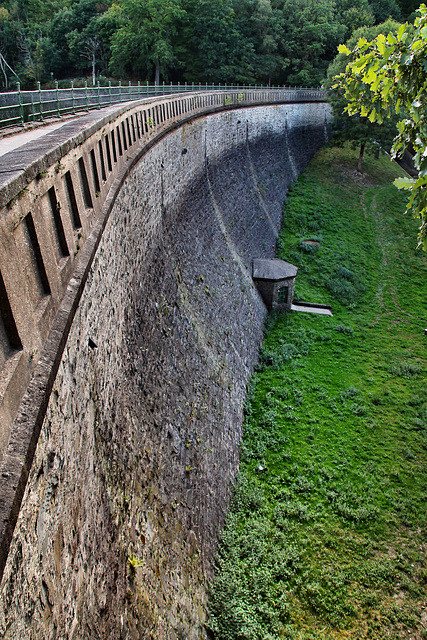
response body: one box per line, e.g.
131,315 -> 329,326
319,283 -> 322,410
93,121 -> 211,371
0,103 -> 329,639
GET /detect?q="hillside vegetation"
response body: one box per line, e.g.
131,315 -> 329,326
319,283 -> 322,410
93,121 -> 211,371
208,144 -> 427,640
0,0 -> 411,88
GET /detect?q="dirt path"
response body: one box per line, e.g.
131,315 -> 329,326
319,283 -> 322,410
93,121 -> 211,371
366,188 -> 425,324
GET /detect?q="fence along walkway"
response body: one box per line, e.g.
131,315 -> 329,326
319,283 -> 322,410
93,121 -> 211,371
0,87 -> 326,582
0,81 -> 321,130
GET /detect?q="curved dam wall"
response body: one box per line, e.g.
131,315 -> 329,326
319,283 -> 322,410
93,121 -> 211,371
0,102 -> 330,639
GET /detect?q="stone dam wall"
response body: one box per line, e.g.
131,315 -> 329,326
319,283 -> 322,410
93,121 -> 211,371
0,102 -> 330,639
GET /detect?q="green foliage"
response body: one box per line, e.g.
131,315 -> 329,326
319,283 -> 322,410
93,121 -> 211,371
325,18 -> 401,172
208,144 -> 427,639
335,5 -> 427,248
108,0 -> 186,82
0,0 -> 410,89
326,265 -> 367,306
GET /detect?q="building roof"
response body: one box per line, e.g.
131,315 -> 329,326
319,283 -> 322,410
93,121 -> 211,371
252,258 -> 298,281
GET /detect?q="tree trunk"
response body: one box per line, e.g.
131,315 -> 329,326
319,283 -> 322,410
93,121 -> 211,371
92,52 -> 96,86
0,56 -> 7,89
357,142 -> 365,173
155,59 -> 160,86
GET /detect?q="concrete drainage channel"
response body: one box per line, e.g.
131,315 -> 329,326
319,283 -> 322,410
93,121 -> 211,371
291,301 -> 333,316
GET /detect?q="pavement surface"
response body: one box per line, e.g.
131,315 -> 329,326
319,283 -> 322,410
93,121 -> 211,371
0,121 -> 71,157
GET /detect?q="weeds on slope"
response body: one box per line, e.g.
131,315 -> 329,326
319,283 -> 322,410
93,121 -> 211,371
208,145 -> 427,640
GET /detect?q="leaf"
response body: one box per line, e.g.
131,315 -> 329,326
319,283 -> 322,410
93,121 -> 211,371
368,107 -> 377,122
377,33 -> 386,55
401,52 -> 413,65
338,44 -> 350,55
394,177 -> 416,189
397,23 -> 406,41
363,67 -> 377,84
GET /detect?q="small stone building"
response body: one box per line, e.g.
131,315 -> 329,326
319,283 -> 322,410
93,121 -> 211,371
252,258 -> 298,310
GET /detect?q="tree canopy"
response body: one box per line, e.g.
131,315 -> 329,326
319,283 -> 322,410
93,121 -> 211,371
326,18 -> 401,172
334,4 -> 427,249
0,0 -> 415,87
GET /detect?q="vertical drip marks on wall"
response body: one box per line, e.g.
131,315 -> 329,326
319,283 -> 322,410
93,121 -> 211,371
160,158 -> 165,221
285,118 -> 298,180
205,159 -> 255,293
245,126 -> 279,238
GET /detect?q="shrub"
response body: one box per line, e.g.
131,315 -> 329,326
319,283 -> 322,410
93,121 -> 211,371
389,361 -> 422,378
326,266 -> 366,306
335,324 -> 353,334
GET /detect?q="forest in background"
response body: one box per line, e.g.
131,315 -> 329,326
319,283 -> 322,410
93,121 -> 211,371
0,0 -> 419,90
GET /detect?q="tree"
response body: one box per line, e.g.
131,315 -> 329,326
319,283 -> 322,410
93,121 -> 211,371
335,4 -> 427,248
336,0 -> 374,41
369,0 -> 401,24
64,0 -> 111,84
108,0 -> 186,83
326,18 -> 400,172
276,0 -> 346,87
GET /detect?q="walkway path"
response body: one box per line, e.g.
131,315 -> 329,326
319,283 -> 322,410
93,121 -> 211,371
0,121 -> 72,157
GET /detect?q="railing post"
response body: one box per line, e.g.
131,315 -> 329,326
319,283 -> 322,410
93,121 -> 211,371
17,81 -> 24,125
37,81 -> 43,121
55,80 -> 60,117
128,80 -> 131,100
138,80 -> 140,97
170,81 -> 172,94
162,80 -> 164,95
109,80 -> 112,104
178,81 -> 180,93
185,82 -> 187,92
146,80 -> 149,97
192,82 -> 194,92
119,80 -> 122,102
97,80 -> 101,109
85,81 -> 89,110
71,80 -> 75,114
30,91 -> 35,122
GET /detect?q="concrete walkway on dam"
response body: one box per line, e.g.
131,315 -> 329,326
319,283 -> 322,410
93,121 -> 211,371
0,118 -> 83,156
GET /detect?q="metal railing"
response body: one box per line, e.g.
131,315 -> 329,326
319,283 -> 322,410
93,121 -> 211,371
0,80 -> 322,130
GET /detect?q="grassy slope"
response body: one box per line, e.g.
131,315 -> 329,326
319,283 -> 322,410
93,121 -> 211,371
208,144 -> 427,640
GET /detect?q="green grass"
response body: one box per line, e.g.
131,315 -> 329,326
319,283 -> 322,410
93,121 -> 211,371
208,145 -> 427,640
